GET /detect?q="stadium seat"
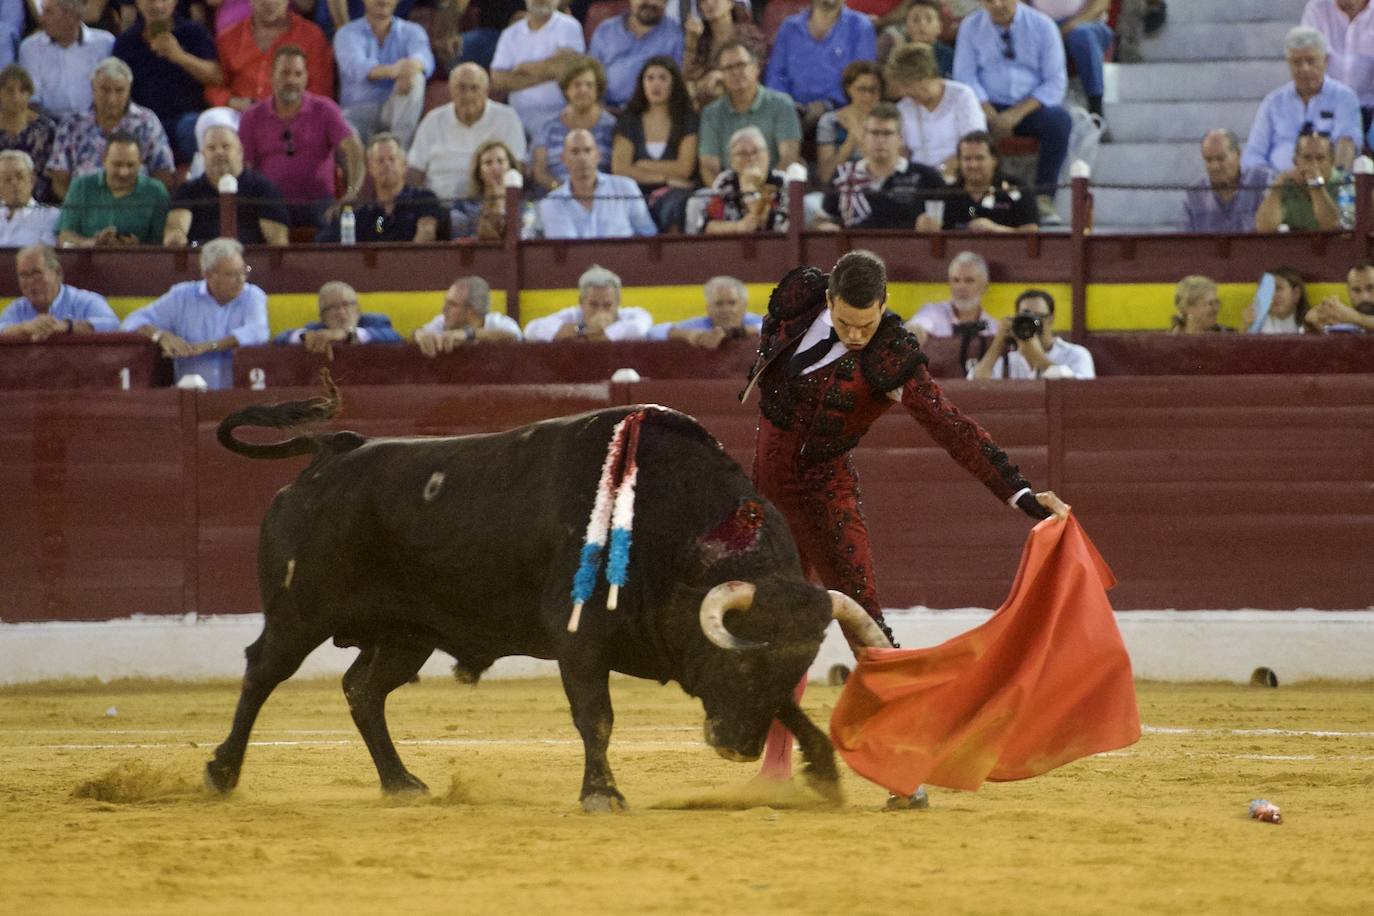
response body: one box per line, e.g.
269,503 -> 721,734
584,1 -> 630,47
763,0 -> 808,49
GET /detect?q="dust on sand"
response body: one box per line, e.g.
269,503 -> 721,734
1,677 -> 1372,916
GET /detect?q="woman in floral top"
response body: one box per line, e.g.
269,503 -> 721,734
0,65 -> 58,203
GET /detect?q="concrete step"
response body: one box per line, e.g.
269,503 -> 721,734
1092,142 -> 1200,186
1089,186 -> 1189,229
1104,100 -> 1262,143
1142,21 -> 1293,62
1115,60 -> 1290,102
1167,0 -> 1304,23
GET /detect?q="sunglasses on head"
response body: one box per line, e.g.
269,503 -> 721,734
1298,122 -> 1331,139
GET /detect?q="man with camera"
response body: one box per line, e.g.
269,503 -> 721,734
969,288 -> 1095,379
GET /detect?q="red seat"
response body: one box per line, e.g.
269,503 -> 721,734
762,0 -> 808,49
997,137 -> 1041,156
424,79 -> 450,116
584,1 -> 630,47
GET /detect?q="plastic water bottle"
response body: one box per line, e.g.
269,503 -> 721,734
1249,799 -> 1282,824
339,206 -> 356,245
1336,181 -> 1356,228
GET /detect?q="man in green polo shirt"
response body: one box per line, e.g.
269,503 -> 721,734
698,39 -> 802,185
1255,132 -> 1353,232
56,131 -> 170,247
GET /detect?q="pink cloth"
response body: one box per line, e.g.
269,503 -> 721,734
239,92 -> 355,203
214,0 -> 252,35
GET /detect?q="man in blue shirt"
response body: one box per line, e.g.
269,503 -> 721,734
121,237 -> 270,389
0,243 -> 119,340
649,275 -> 762,347
539,128 -> 657,239
953,0 -> 1072,223
1243,25 -> 1362,175
765,0 -> 877,116
588,0 -> 684,110
333,0 -> 435,146
273,280 -> 402,358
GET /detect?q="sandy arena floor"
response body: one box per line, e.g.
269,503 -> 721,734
1,675 -> 1371,915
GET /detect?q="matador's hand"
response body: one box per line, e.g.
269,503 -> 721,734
1035,490 -> 1070,521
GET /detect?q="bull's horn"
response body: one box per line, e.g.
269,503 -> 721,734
699,581 -> 765,651
829,591 -> 894,649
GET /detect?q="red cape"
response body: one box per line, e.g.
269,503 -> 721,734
829,514 -> 1141,795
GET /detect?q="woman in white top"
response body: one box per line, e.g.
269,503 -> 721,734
1243,267 -> 1312,334
885,43 -> 986,176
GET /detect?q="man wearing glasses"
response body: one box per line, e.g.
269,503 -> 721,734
121,237 -> 270,389
240,44 -> 365,227
815,102 -> 944,229
952,0 -> 1072,225
1244,26 -> 1362,175
697,39 -> 802,185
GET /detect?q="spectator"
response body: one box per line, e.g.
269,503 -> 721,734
57,130 -> 169,245
318,131 -> 443,241
953,0 -> 1072,223
122,236 -> 269,388
588,0 -> 684,111
208,0 -> 333,112
1243,26 -> 1361,174
969,287 -> 1095,379
165,123 -> 288,245
1027,0 -> 1112,122
817,101 -> 943,229
47,56 -> 176,201
440,0 -> 526,73
538,128 -> 657,239
531,55 -> 617,193
273,280 -> 402,356
411,275 -> 522,357
611,55 -> 698,233
407,63 -> 526,205
765,0 -> 876,120
333,0 -> 433,147
916,129 -> 1038,232
0,243 -> 119,339
1255,131 -> 1352,232
1301,0 -> 1374,129
682,0 -> 766,109
450,138 -> 536,240
0,150 -> 60,245
239,44 -> 365,225
489,0 -> 585,137
1170,275 -> 1232,334
879,0 -> 954,75
523,263 -> 653,342
0,64 -> 58,204
1308,260 -> 1374,331
648,274 -> 761,346
1242,267 -> 1311,334
313,0 -> 419,39
887,42 -> 987,175
1182,128 -> 1269,233
905,250 -> 994,346
698,124 -> 788,234
816,60 -> 884,184
17,0 -> 116,119
113,0 -> 222,163
697,39 -> 801,185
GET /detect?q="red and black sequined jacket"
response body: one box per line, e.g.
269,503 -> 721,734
742,265 -> 1033,503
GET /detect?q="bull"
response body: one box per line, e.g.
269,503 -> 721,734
204,382 -> 890,811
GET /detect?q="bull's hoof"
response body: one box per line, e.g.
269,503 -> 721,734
451,663 -> 482,685
381,773 -> 430,796
203,759 -> 238,795
580,792 -> 629,814
885,786 -> 931,811
802,769 -> 844,806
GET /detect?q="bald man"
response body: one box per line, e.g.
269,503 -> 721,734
406,63 -> 526,203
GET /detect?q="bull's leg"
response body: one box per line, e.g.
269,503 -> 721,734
776,698 -> 843,806
342,643 -> 433,794
558,657 -> 625,813
205,620 -> 326,794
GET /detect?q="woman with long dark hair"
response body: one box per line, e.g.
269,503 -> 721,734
1243,267 -> 1310,333
612,56 -> 699,232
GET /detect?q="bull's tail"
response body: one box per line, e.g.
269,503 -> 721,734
217,369 -> 357,460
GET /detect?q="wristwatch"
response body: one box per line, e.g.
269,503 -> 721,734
1307,175 -> 1326,188
465,326 -> 477,342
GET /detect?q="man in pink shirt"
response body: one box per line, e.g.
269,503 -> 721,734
1303,0 -> 1374,127
239,44 -> 365,226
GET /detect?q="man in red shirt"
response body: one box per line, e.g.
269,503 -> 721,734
208,0 -> 335,111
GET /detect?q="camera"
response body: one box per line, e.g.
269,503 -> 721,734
1011,314 -> 1044,341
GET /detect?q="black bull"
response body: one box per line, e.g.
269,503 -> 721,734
204,387 -> 889,810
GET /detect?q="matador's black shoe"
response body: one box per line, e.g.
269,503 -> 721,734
885,786 -> 931,811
